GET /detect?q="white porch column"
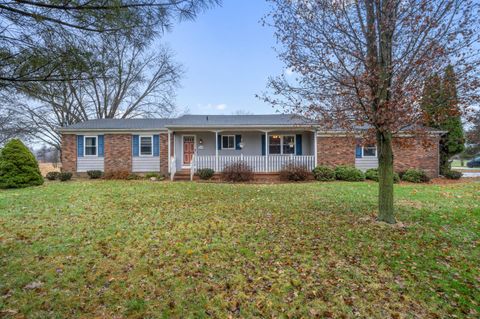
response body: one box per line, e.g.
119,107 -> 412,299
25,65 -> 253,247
167,130 -> 171,174
265,131 -> 269,172
215,131 -> 219,172
313,129 -> 318,167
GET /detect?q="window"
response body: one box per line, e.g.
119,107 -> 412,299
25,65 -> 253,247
269,135 -> 295,155
282,135 -> 295,154
85,136 -> 97,156
363,145 -> 377,157
269,135 -> 281,154
222,135 -> 235,150
140,136 -> 153,156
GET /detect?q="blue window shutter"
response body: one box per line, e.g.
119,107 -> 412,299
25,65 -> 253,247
295,134 -> 302,155
261,134 -> 266,156
98,135 -> 104,157
217,134 -> 222,150
153,135 -> 160,156
355,145 -> 363,158
77,135 -> 84,157
132,135 -> 139,157
235,135 -> 242,150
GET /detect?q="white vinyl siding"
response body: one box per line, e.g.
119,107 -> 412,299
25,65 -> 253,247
77,157 -> 104,172
355,157 -> 378,171
132,157 -> 160,172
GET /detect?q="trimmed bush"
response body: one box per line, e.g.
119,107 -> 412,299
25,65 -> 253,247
0,139 -> 44,189
221,161 -> 253,182
104,170 -> 131,180
444,170 -> 462,180
87,170 -> 103,179
365,168 -> 400,183
279,163 -> 310,181
46,171 -> 60,181
334,165 -> 365,181
312,165 -> 336,181
401,169 -> 430,183
127,174 -> 141,180
59,172 -> 72,182
197,168 -> 215,180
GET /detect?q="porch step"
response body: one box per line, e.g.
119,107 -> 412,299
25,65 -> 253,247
173,169 -> 194,181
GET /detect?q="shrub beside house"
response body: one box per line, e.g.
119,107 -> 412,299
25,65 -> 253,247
0,139 -> 44,189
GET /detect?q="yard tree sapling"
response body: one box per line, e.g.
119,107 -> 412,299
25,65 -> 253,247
263,0 -> 480,223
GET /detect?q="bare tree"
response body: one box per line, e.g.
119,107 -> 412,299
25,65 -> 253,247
0,0 -> 219,86
263,0 -> 480,223
467,109 -> 480,145
17,33 -> 182,149
0,104 -> 33,146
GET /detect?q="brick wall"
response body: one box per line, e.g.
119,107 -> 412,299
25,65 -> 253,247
160,133 -> 169,175
61,134 -> 77,173
316,135 -> 440,178
104,134 -> 132,173
316,136 -> 356,166
393,136 -> 440,178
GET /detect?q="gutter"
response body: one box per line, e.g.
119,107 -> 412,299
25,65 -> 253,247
59,128 -> 169,133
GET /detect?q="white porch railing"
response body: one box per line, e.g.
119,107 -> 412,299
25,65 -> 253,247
194,154 -> 315,173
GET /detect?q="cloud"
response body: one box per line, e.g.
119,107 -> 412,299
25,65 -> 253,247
204,103 -> 227,111
195,103 -> 228,114
214,103 -> 227,110
284,67 -> 294,76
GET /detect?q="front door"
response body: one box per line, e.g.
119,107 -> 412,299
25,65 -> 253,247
183,136 -> 195,165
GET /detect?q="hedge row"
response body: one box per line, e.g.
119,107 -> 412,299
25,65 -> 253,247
312,166 -> 434,183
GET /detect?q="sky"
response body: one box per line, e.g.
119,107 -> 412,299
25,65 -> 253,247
159,0 -> 285,115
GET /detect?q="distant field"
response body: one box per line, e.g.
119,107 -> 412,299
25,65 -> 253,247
451,159 -> 466,167
38,163 -> 61,176
1,180 -> 479,318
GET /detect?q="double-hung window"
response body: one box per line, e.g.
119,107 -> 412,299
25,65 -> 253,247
269,135 -> 295,155
222,135 -> 235,150
363,145 -> 377,157
269,135 -> 281,154
282,135 -> 295,154
140,136 -> 153,156
85,136 -> 97,156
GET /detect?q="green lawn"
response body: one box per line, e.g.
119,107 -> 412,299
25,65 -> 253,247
0,180 -> 479,318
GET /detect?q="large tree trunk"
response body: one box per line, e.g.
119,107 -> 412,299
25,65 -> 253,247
377,131 -> 396,224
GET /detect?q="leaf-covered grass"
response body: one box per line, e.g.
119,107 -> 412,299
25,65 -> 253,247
0,180 -> 479,318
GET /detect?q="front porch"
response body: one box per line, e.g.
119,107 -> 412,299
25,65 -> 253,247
169,129 -> 318,180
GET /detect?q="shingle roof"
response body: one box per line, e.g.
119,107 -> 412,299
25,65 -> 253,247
61,114 -> 314,131
60,114 -> 444,134
62,118 -> 172,131
167,114 -> 313,127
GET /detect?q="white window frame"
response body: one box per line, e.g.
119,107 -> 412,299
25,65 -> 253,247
139,135 -> 153,157
362,145 -> 377,157
222,135 -> 236,150
282,135 -> 296,155
84,136 -> 98,157
269,135 -> 296,155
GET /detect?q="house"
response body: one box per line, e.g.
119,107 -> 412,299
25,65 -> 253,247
60,114 -> 442,180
